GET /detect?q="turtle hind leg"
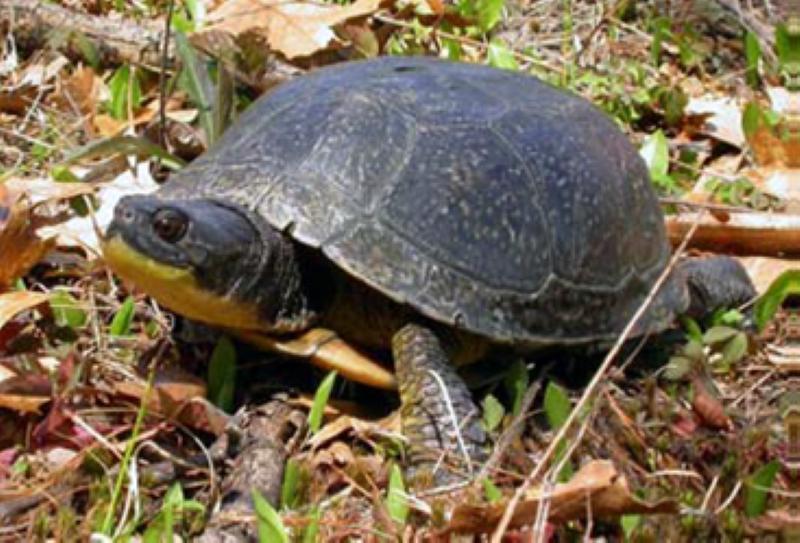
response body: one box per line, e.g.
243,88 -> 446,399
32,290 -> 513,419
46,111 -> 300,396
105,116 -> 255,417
393,323 -> 487,487
678,257 -> 757,319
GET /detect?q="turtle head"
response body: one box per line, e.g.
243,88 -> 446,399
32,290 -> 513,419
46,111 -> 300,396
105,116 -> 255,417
102,194 -> 314,333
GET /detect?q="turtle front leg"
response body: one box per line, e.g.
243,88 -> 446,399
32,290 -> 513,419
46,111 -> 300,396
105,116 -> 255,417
678,257 -> 757,319
393,323 -> 487,487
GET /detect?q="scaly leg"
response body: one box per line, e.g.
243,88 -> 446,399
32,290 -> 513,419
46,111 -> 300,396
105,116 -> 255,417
393,323 -> 487,486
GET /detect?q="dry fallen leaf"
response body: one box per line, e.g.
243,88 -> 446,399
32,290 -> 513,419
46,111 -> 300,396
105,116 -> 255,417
0,178 -> 96,286
50,66 -> 102,123
199,0 -> 382,59
0,374 -> 52,414
690,375 -> 732,431
115,366 -> 207,415
685,97 -> 746,149
0,291 -> 49,331
0,188 -> 54,288
448,460 -> 677,533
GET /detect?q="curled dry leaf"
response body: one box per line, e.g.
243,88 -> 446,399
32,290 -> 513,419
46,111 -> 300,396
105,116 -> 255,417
690,375 -> 732,431
198,0 -> 382,59
0,374 -> 52,414
113,367 -> 231,435
685,97 -> 745,149
448,460 -> 677,533
0,179 -> 95,286
0,187 -> 54,288
0,291 -> 49,331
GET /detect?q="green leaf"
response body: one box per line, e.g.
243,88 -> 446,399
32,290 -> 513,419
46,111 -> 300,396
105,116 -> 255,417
649,17 -> 671,65
387,463 -> 409,525
664,356 -> 692,381
744,31 -> 762,88
482,394 -> 505,432
483,478 -> 502,503
308,371 -> 337,434
682,339 -> 705,361
302,508 -> 320,543
680,316 -> 703,343
253,490 -> 289,543
544,382 -> 571,430
658,87 -> 688,127
720,333 -> 748,367
742,102 -> 766,141
639,130 -> 670,180
621,514 -> 641,540
175,32 -> 218,144
476,0 -> 504,33
487,38 -> 519,71
50,165 -> 80,183
74,32 -> 100,69
50,289 -> 87,329
503,360 -> 529,417
754,270 -> 800,331
207,336 -> 236,412
715,309 -> 745,327
702,326 -> 739,345
745,461 -> 780,518
107,66 -> 142,120
281,458 -> 300,510
776,23 -> 800,69
109,296 -> 135,337
59,135 -> 185,170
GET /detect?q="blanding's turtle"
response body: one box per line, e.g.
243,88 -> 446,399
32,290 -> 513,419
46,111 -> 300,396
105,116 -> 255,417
103,56 -> 756,482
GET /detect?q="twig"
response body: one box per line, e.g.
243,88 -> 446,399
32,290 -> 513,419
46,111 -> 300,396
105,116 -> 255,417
0,0 -> 165,67
158,0 -> 175,147
490,208 -> 707,542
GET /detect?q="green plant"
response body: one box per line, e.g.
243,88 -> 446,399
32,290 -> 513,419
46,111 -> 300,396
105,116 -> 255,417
208,336 -> 237,412
705,177 -> 782,211
544,381 -> 573,481
745,461 -> 780,518
107,66 -> 143,120
142,484 -> 205,541
308,371 -> 337,434
253,490 -> 289,543
109,296 -> 136,337
386,463 -> 409,526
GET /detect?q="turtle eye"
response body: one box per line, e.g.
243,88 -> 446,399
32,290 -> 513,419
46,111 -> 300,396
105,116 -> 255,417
152,208 -> 188,243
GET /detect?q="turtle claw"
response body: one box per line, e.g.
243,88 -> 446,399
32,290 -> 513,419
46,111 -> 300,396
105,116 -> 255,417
393,324 -> 488,487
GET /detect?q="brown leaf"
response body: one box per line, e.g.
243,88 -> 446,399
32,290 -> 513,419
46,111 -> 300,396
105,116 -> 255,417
0,291 -> 49,331
0,189 -> 53,288
173,397 -> 231,436
115,366 -> 207,415
685,97 -> 745,149
0,374 -> 52,414
747,121 -> 800,169
50,66 -> 102,123
690,375 -> 732,431
750,508 -> 800,531
199,0 -> 382,59
448,461 -> 678,533
0,179 -> 95,287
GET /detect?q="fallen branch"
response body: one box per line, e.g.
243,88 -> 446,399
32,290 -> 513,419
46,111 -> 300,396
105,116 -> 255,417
0,0 -> 165,67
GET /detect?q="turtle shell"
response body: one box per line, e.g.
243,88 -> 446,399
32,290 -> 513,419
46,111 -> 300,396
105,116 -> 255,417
159,56 -> 679,345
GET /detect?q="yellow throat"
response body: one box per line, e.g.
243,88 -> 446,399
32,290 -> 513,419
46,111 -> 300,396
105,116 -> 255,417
101,236 -> 265,331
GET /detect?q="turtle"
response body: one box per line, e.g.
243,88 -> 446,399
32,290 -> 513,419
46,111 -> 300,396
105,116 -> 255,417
102,56 -> 756,483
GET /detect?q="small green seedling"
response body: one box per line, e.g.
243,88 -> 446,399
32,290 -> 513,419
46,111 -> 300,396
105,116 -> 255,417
308,371 -> 337,434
